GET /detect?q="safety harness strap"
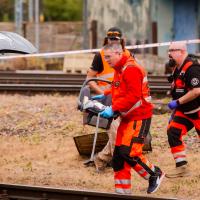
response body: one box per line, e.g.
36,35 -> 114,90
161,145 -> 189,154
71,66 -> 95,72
131,137 -> 144,144
133,156 -> 155,176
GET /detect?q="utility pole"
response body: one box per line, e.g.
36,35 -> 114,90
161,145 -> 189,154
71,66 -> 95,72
15,0 -> 23,35
35,0 -> 40,51
28,0 -> 34,22
83,0 -> 89,49
91,20 -> 97,49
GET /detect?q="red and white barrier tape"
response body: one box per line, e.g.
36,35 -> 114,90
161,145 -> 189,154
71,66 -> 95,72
0,39 -> 200,60
127,39 -> 200,49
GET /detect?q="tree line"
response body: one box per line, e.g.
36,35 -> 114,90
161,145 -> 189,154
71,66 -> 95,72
0,0 -> 83,22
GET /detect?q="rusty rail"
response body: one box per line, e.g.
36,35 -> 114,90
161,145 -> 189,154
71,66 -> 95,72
0,183 -> 177,200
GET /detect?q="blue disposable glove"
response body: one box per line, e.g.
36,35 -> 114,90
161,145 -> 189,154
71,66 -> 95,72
100,106 -> 114,118
91,94 -> 105,100
168,100 -> 180,110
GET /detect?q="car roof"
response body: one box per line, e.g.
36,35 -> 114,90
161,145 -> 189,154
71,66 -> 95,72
0,31 -> 37,54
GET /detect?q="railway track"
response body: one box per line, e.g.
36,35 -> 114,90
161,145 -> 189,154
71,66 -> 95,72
0,183 -> 177,200
0,70 -> 170,93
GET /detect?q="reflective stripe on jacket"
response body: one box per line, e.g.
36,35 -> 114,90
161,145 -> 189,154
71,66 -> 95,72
111,55 -> 153,120
120,61 -> 152,117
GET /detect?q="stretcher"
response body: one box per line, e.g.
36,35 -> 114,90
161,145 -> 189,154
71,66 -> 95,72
77,78 -> 114,165
77,78 -> 152,166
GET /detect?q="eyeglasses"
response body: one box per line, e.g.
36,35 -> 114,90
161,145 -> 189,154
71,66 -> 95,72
104,55 -> 112,60
107,31 -> 121,37
168,49 -> 182,52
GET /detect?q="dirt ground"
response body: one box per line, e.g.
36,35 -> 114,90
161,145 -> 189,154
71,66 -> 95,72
0,94 -> 199,200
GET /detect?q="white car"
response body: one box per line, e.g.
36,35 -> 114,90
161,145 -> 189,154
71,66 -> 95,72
0,31 -> 37,54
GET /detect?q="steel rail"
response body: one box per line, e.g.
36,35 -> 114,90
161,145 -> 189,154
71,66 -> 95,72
0,183 -> 177,200
0,71 -> 170,93
0,70 -> 166,78
0,84 -> 170,93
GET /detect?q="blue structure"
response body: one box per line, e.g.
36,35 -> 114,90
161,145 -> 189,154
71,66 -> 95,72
88,0 -> 200,56
173,0 -> 199,53
151,0 -> 199,55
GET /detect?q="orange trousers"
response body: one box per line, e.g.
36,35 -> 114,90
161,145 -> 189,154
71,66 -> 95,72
112,118 -> 155,194
167,110 -> 200,167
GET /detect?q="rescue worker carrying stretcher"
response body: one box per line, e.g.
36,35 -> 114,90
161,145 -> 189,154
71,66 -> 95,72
96,43 -> 164,194
166,42 -> 200,178
84,27 -> 128,171
85,27 -> 152,172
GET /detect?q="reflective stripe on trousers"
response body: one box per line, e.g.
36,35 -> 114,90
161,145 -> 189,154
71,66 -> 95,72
136,168 -> 150,180
114,119 -> 154,194
168,110 -> 200,165
133,162 -> 154,180
114,162 -> 131,194
115,179 -> 131,194
115,179 -> 131,185
115,188 -> 132,194
172,150 -> 186,164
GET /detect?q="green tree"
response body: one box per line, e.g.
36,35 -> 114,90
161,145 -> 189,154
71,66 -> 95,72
0,0 -> 14,22
43,0 -> 82,21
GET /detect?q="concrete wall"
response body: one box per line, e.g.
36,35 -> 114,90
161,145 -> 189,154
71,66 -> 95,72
88,0 -> 200,57
0,22 -> 83,53
88,0 -> 151,47
87,0 -> 174,57
150,0 -> 173,57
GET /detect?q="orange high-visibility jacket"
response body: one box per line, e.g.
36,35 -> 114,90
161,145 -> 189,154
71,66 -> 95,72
105,54 -> 153,120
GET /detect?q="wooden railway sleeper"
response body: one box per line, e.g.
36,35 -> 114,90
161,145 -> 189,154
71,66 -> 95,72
0,190 -> 9,200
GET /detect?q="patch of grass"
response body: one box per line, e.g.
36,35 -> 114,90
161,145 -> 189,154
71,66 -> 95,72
43,106 -> 52,115
19,132 -> 43,145
30,133 -> 42,145
171,184 -> 181,194
19,135 -> 29,143
22,161 -> 33,172
15,119 -> 36,130
62,122 -> 77,132
151,130 -> 159,137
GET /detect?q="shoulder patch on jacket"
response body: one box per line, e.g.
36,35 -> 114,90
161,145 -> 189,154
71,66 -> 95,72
191,77 -> 199,86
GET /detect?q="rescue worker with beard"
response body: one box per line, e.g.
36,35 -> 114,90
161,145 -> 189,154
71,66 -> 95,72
166,42 -> 200,178
99,43 -> 164,194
